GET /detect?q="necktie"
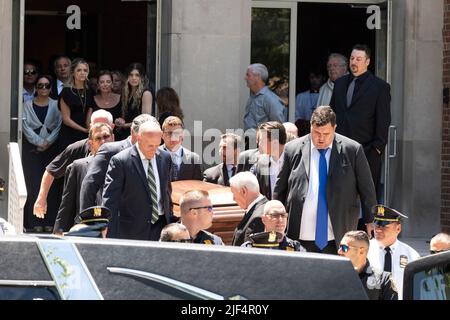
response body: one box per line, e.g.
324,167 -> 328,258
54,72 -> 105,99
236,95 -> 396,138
384,246 -> 392,272
147,160 -> 160,224
315,148 -> 329,250
170,153 -> 179,181
231,166 -> 236,177
346,78 -> 356,107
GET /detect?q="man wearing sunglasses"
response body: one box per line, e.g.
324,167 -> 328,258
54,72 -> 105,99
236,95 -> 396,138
339,230 -> 398,300
179,190 -> 224,245
367,204 -> 420,299
23,61 -> 39,103
242,200 -> 305,251
54,123 -> 114,234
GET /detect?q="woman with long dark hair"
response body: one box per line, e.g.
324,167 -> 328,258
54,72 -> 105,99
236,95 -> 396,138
22,75 -> 62,232
156,87 -> 184,127
115,63 -> 152,140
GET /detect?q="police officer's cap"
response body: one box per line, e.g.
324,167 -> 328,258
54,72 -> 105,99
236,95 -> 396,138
65,224 -> 104,238
77,206 -> 111,225
249,231 -> 283,248
372,204 -> 408,226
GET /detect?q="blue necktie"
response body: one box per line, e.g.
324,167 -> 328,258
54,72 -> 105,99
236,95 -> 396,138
315,148 -> 329,250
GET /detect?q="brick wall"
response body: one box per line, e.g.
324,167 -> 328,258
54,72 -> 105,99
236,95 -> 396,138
442,0 -> 450,233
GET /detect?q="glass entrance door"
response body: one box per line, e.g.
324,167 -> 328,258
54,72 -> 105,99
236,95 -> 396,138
251,1 -> 297,122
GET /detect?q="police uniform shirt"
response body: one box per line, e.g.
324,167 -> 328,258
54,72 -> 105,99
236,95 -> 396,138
359,261 -> 398,300
368,238 -> 420,299
193,230 -> 224,245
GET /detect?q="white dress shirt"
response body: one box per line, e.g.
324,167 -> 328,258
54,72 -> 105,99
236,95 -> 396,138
246,194 -> 266,213
165,145 -> 183,170
57,79 -> 64,95
136,145 -> 163,216
299,142 -> 335,241
269,153 -> 284,197
226,164 -> 236,179
368,238 -> 420,300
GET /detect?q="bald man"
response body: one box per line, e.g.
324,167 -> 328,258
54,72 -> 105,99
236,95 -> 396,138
102,121 -> 175,240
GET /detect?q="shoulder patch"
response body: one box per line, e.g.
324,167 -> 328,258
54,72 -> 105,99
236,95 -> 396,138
203,240 -> 212,245
399,255 -> 408,268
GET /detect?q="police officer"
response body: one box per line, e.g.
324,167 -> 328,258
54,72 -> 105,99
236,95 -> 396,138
242,200 -> 305,251
367,204 -> 420,299
179,190 -> 224,245
339,230 -> 397,300
64,206 -> 111,238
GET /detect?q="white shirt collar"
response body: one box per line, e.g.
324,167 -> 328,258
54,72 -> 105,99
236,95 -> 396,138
136,143 -> 156,161
311,140 -> 333,153
378,239 -> 399,252
246,194 -> 266,212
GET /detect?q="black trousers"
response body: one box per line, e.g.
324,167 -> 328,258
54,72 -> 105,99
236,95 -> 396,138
299,240 -> 337,255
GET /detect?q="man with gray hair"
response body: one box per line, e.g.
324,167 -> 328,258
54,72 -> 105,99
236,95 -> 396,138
430,232 -> 450,254
102,120 -> 174,240
80,114 -> 158,210
316,53 -> 348,107
159,223 -> 192,243
230,172 -> 268,246
244,63 -> 286,147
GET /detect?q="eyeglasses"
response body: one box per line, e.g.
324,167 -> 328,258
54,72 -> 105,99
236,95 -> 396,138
24,69 -> 37,76
168,239 -> 193,243
338,244 -> 359,253
189,206 -> 213,213
266,212 -> 288,219
93,134 -> 111,142
163,130 -> 183,138
36,83 -> 51,90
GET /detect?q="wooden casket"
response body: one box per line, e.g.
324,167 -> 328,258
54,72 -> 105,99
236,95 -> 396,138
171,180 -> 244,245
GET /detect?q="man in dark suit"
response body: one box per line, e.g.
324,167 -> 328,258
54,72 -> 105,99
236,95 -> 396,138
250,121 -> 286,200
49,55 -> 71,100
273,106 -> 377,254
203,133 -> 241,186
79,114 -> 157,210
102,121 -> 174,241
330,44 -> 391,200
54,123 -> 114,234
229,172 -> 268,246
159,116 -> 202,181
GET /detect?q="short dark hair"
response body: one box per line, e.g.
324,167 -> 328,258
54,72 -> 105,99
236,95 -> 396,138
352,44 -> 371,59
258,121 -> 287,145
343,230 -> 370,247
221,133 -> 241,150
310,106 -> 336,127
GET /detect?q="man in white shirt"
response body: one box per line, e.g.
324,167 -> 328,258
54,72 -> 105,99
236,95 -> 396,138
50,55 -> 71,100
274,106 -> 376,254
251,121 -> 286,200
159,116 -> 202,181
367,204 -> 420,299
316,53 -> 348,107
230,171 -> 268,246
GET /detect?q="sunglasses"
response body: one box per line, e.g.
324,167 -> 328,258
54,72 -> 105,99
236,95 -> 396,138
36,83 -> 51,90
93,134 -> 111,142
339,244 -> 359,253
168,239 -> 193,243
266,212 -> 288,219
24,69 -> 37,76
189,205 -> 213,213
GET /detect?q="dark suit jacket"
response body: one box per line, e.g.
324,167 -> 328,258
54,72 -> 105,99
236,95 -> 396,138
80,138 -> 132,210
102,145 -> 174,240
238,148 -> 259,172
231,196 -> 268,246
330,71 -> 391,153
250,154 -> 273,200
159,145 -> 203,181
273,133 -> 377,249
54,156 -> 93,232
203,163 -> 236,186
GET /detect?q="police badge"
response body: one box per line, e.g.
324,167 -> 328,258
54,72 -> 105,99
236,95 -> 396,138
399,255 -> 408,268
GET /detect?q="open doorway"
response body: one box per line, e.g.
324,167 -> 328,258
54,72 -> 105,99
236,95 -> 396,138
295,2 -> 380,94
24,0 -> 155,84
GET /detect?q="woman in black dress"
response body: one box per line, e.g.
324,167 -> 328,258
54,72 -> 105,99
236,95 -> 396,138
58,58 -> 94,150
86,70 -> 122,137
115,63 -> 153,140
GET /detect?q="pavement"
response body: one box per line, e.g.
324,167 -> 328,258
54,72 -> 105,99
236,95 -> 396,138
400,237 -> 430,257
